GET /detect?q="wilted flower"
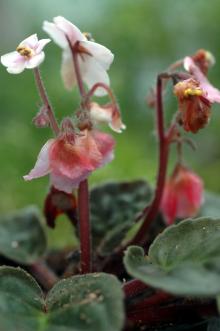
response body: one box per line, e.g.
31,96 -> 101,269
89,102 -> 126,133
43,16 -> 114,96
24,129 -> 115,193
174,78 -> 211,133
161,164 -> 204,225
1,34 -> 50,74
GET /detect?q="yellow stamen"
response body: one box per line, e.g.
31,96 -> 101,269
16,45 -> 34,58
83,32 -> 94,41
184,88 -> 203,97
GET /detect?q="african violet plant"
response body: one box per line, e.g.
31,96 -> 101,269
1,15 -> 220,331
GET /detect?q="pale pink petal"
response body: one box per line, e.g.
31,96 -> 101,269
90,103 -> 112,124
79,54 -> 110,96
43,21 -> 68,49
184,56 -> 220,103
61,49 -> 76,90
23,140 -> 54,180
53,16 -> 86,46
19,34 -> 38,48
1,51 -> 23,67
35,39 -> 51,53
7,61 -> 26,74
79,40 -> 114,70
50,170 -> 90,193
92,131 -> 115,167
25,52 -> 45,69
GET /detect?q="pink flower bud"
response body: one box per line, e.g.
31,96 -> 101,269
161,164 -> 204,225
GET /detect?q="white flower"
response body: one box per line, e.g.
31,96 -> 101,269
1,34 -> 50,74
43,16 -> 114,96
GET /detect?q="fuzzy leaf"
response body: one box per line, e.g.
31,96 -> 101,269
124,217 -> 220,297
90,180 -> 152,254
0,266 -> 124,331
0,206 -> 47,264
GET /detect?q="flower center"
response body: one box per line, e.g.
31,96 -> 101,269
16,45 -> 34,58
184,88 -> 203,97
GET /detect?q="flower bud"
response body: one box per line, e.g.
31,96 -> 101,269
33,106 -> 50,128
161,164 -> 204,225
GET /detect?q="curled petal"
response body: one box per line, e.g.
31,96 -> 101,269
79,40 -> 114,70
184,57 -> 220,103
79,54 -> 110,96
92,131 -> 115,166
53,16 -> 86,46
43,21 -> 68,49
35,39 -> 51,53
23,140 -> 54,180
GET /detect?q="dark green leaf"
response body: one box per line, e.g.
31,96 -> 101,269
207,318 -> 220,331
0,266 -> 124,331
90,180 -> 152,254
124,217 -> 220,297
0,206 -> 47,264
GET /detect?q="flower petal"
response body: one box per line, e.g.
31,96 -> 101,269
25,52 -> 45,69
35,39 -> 51,53
7,61 -> 26,74
79,54 -> 110,96
43,21 -> 68,49
23,140 -> 54,180
19,34 -> 38,48
61,49 -> 76,90
184,56 -> 220,103
50,170 -> 90,193
79,40 -> 114,70
1,51 -> 22,67
53,16 -> 86,46
92,131 -> 115,166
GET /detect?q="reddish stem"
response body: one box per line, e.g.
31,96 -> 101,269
33,68 -> 60,135
28,261 -> 58,290
78,179 -> 91,274
123,279 -> 149,298
84,82 -> 116,105
129,74 -> 170,246
68,40 -> 86,98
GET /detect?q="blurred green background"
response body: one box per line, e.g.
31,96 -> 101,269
1,0 -> 220,246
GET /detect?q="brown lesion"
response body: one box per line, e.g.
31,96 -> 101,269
16,45 -> 34,58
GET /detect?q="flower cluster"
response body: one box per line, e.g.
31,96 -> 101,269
1,16 -> 125,193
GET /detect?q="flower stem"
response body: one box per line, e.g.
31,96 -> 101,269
78,179 -> 92,274
28,261 -> 58,290
69,41 -> 87,99
34,68 -> 60,135
84,82 -> 116,105
129,74 -> 170,246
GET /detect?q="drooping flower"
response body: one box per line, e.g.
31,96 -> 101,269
1,34 -> 50,74
89,102 -> 126,133
24,129 -> 115,193
174,78 -> 211,133
161,164 -> 204,225
43,16 -> 114,96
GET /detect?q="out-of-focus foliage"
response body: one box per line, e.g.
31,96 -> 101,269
1,0 -> 220,244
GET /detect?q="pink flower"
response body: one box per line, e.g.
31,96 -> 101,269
161,164 -> 204,225
24,130 -> 115,193
89,102 -> 126,133
43,16 -> 114,96
1,34 -> 50,74
184,56 -> 220,103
